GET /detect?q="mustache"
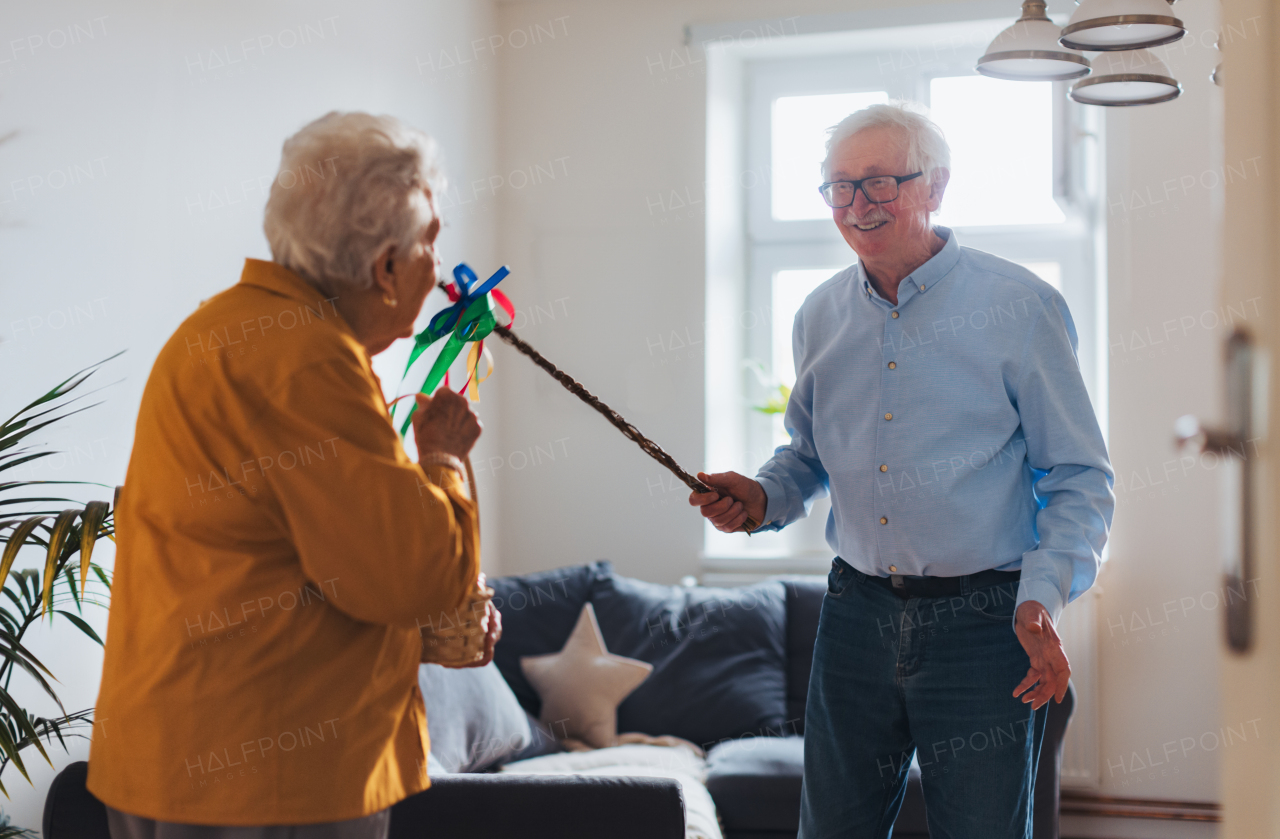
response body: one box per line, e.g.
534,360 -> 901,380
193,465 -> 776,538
842,208 -> 892,227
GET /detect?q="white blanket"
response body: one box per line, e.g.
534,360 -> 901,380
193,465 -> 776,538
501,743 -> 723,839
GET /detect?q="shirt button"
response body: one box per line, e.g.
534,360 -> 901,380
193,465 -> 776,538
880,517 -> 888,525
879,464 -> 888,472
891,311 -> 899,319
884,412 -> 893,421
889,565 -> 897,572
919,285 -> 926,292
888,361 -> 896,369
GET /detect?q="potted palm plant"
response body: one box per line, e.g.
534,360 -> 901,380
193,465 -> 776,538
0,356 -> 117,836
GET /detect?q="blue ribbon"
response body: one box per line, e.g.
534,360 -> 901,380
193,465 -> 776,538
397,262 -> 512,435
425,263 -> 511,341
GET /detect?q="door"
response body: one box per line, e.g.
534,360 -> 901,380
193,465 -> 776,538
1218,1 -> 1278,835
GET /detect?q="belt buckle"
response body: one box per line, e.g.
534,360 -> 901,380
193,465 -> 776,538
890,574 -> 906,592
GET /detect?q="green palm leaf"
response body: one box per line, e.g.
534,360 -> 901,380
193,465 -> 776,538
41,510 -> 81,616
0,350 -> 123,432
0,354 -> 119,813
78,501 -> 109,599
0,519 -> 48,593
52,612 -> 102,645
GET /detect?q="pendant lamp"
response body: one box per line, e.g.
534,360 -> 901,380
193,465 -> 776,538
1059,0 -> 1186,51
1069,48 -> 1182,105
976,0 -> 1091,81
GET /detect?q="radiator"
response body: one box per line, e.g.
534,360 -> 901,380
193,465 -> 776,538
1056,589 -> 1100,788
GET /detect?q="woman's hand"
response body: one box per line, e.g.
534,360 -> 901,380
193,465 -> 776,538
689,470 -> 767,533
413,389 -> 482,460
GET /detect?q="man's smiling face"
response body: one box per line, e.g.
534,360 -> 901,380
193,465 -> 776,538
827,125 -> 944,263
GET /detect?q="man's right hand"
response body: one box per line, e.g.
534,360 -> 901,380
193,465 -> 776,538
689,471 -> 767,533
413,389 -> 482,460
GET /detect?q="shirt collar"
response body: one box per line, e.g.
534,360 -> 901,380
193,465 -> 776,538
237,259 -> 355,333
239,258 -> 331,304
860,226 -> 960,306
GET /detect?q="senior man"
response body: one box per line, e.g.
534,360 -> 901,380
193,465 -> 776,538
691,102 -> 1113,838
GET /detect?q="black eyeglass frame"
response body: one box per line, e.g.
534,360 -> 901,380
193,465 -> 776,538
817,171 -> 924,208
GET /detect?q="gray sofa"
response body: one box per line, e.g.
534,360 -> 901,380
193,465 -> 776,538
44,561 -> 1073,839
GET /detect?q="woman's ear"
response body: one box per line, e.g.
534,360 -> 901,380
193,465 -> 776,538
371,244 -> 397,298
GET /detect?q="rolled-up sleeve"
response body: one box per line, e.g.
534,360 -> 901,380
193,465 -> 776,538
1014,296 -> 1115,622
254,355 -> 480,630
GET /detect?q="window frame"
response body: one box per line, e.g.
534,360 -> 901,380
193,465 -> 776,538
740,49 -> 1103,462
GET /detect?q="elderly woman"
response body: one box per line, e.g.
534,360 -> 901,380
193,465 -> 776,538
87,112 -> 497,839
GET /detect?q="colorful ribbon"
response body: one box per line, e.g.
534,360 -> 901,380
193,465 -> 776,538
397,263 -> 513,435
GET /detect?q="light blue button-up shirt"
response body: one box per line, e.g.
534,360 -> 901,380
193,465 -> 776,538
755,227 -> 1114,620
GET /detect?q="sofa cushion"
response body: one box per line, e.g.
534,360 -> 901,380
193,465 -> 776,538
705,738 -> 930,836
491,562 -> 607,716
705,736 -> 803,832
506,710 -> 566,763
503,743 -> 720,839
590,573 -> 788,747
418,661 -> 532,773
781,578 -> 826,732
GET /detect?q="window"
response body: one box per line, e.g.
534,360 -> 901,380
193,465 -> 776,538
704,19 -> 1104,561
743,39 -> 1101,461
929,76 -> 1065,227
772,91 -> 889,220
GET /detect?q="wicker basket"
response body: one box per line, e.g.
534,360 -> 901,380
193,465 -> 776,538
419,455 -> 492,666
420,579 -> 493,666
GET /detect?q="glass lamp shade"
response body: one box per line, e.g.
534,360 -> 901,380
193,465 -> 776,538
1059,0 -> 1186,51
1069,48 -> 1182,105
976,1 -> 1091,81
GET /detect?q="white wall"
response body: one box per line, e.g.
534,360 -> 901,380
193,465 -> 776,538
491,0 -> 1229,816
0,0 -> 498,828
0,0 -> 1233,828
488,0 -> 872,586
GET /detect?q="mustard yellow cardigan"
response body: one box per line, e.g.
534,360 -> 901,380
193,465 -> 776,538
88,259 -> 479,824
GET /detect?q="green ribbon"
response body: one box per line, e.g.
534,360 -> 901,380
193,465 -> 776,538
397,263 -> 510,435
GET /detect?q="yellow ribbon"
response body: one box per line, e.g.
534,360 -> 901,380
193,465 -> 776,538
465,341 -> 495,402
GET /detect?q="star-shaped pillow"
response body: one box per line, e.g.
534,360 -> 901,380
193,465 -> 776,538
520,603 -> 653,749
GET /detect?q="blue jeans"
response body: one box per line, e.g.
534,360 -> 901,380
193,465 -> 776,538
799,557 -> 1048,839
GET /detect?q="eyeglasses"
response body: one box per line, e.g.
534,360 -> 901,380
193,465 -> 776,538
818,172 -> 924,208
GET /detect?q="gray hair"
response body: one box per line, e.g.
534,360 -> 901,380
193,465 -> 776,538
822,101 -> 950,184
264,111 -> 445,292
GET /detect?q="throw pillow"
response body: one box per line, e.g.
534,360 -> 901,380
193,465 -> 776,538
505,709 -> 567,763
520,602 -> 653,748
491,562 -> 608,716
590,573 -> 789,748
418,661 -> 532,773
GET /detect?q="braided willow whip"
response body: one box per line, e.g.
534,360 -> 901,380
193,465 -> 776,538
491,323 -> 760,534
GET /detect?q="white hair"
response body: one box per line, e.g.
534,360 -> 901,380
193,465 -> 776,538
264,111 -> 445,292
822,101 -> 950,185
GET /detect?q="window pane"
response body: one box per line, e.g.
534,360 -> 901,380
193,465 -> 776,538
772,91 -> 889,220
929,76 -> 1065,227
772,268 -> 844,384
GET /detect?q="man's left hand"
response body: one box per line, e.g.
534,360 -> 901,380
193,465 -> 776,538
1012,601 -> 1070,710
